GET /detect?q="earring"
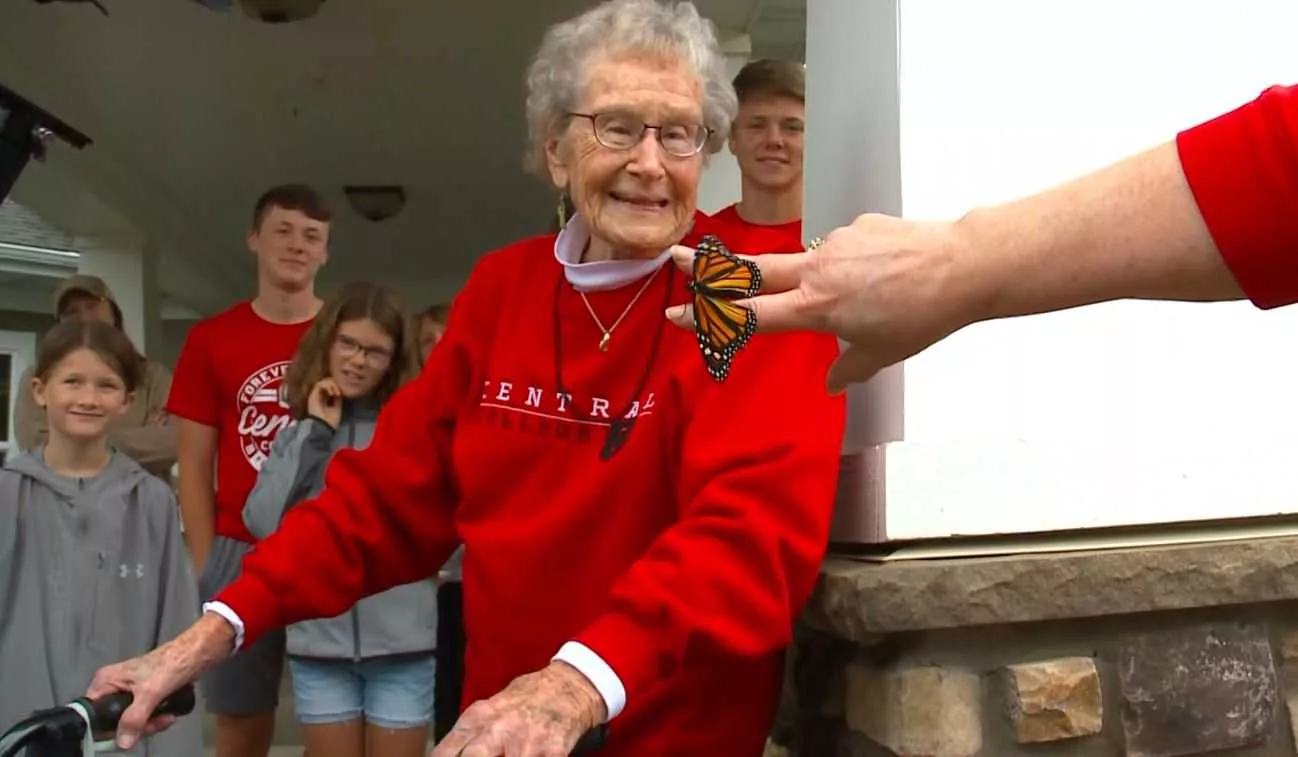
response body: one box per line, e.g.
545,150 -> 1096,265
556,195 -> 570,231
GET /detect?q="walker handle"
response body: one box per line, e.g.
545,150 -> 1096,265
79,684 -> 197,734
571,723 -> 609,755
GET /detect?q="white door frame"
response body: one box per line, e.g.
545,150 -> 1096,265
0,330 -> 37,459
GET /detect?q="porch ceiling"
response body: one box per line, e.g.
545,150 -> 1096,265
0,0 -> 805,312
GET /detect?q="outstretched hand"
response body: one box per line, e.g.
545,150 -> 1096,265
666,213 -> 975,393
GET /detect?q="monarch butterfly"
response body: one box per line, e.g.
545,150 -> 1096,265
688,235 -> 762,382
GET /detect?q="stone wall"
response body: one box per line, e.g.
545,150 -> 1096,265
775,535 -> 1298,757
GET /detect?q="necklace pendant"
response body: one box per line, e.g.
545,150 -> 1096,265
601,417 -> 635,460
598,332 -> 611,352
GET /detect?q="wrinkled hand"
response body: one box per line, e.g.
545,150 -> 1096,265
86,613 -> 235,750
84,651 -> 179,748
667,213 -> 974,393
307,378 -> 343,429
431,662 -> 606,757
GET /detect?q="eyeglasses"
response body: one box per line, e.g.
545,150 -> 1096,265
335,334 -> 392,367
569,112 -> 711,158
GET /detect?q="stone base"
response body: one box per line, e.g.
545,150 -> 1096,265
779,536 -> 1298,757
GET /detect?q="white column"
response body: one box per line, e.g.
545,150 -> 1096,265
805,0 -> 905,543
74,236 -> 162,355
695,32 -> 750,214
814,0 -> 1298,544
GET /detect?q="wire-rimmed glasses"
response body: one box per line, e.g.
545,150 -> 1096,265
569,111 -> 711,158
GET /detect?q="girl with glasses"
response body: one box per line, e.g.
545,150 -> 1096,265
241,281 -> 432,757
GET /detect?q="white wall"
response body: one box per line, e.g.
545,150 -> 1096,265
695,50 -> 751,215
696,143 -> 744,215
818,0 -> 1298,543
898,1 -> 1298,448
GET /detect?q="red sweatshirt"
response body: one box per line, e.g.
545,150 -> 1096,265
219,235 -> 846,756
1177,84 -> 1298,308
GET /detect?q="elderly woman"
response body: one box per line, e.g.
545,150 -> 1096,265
87,1 -> 844,755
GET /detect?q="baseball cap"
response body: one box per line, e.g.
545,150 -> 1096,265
53,274 -> 124,327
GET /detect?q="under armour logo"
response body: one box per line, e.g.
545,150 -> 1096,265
118,563 -> 145,579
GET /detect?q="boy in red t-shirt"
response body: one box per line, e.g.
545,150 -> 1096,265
708,59 -> 807,253
167,184 -> 329,757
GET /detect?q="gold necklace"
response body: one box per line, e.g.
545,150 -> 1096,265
578,266 -> 662,352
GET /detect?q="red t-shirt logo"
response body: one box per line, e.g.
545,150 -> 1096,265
236,360 -> 293,470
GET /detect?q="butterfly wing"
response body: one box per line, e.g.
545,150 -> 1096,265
688,235 -> 762,382
692,288 -> 758,382
692,235 -> 762,299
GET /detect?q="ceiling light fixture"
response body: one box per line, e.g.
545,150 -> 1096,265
188,0 -> 326,23
30,0 -> 108,16
344,185 -> 407,223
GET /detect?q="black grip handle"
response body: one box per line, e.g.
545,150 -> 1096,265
571,724 -> 608,756
86,684 -> 197,734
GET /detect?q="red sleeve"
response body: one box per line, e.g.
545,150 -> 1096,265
165,321 -> 219,426
1176,84 -> 1298,309
216,272 -> 487,645
574,332 -> 846,700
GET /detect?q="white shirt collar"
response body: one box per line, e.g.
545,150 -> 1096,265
554,213 -> 672,292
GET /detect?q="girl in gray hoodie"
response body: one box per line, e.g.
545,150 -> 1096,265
242,282 -> 435,757
0,319 -> 200,756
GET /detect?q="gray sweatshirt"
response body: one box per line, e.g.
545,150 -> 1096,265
242,400 -> 438,659
0,450 -> 201,756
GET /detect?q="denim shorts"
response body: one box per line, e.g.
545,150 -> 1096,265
287,653 -> 436,730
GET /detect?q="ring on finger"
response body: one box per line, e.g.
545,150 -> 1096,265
806,236 -> 825,251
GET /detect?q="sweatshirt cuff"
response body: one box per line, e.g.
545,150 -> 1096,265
202,601 -> 246,653
211,573 -> 281,651
573,612 -> 672,718
552,642 -> 627,721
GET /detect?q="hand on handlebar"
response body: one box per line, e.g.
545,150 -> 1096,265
84,649 -> 183,749
86,613 -> 236,750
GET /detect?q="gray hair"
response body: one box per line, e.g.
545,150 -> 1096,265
523,0 -> 739,179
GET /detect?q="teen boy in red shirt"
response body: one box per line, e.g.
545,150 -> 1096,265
168,184 -> 330,757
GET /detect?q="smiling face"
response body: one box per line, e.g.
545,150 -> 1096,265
729,94 -> 805,194
58,291 -> 117,326
547,53 -> 705,260
328,317 -> 395,399
32,347 -> 132,443
248,205 -> 330,292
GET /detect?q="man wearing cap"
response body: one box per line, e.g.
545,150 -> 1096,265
12,274 -> 177,479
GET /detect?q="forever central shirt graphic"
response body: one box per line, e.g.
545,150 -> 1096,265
237,360 -> 293,470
